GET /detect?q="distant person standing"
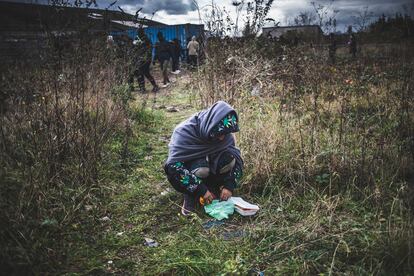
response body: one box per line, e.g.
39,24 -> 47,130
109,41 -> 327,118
293,35 -> 299,47
106,35 -> 115,49
171,38 -> 181,74
105,35 -> 117,61
129,28 -> 159,93
187,36 -> 199,68
154,32 -> 172,87
348,34 -> 357,58
328,33 -> 337,64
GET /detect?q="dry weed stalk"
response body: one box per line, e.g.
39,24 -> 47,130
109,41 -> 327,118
0,31 -> 133,270
191,38 -> 413,202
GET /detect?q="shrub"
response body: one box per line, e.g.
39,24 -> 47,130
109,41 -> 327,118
0,34 -> 131,273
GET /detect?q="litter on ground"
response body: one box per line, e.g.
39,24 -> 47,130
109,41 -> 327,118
204,200 -> 234,220
144,237 -> 159,247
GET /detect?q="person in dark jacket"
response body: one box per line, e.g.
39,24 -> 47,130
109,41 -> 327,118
171,38 -> 181,74
348,33 -> 357,58
164,101 -> 243,216
328,33 -> 337,64
129,28 -> 159,93
154,32 -> 172,87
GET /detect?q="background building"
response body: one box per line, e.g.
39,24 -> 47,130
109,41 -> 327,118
262,25 -> 323,43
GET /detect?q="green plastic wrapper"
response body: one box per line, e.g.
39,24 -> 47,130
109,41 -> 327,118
204,200 -> 235,220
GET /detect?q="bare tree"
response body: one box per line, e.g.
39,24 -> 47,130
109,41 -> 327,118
244,0 -> 275,36
191,0 -> 203,24
232,0 -> 245,36
202,1 -> 227,37
311,0 -> 339,33
353,6 -> 374,32
293,11 -> 317,26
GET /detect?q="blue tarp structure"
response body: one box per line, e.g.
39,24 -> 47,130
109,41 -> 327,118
144,24 -> 204,49
111,24 -> 204,60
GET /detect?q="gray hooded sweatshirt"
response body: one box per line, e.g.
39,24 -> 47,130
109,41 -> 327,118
166,101 -> 242,174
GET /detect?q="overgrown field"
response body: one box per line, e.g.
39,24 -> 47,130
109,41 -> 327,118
1,37 -> 413,275
190,39 -> 414,274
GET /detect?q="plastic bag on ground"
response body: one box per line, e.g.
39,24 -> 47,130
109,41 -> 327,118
204,200 -> 235,220
228,197 -> 260,216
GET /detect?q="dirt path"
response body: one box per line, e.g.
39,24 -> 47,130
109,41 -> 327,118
63,66 -> 394,275
65,70 -> 255,275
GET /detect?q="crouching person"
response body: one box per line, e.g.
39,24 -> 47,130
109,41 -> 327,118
164,101 -> 243,215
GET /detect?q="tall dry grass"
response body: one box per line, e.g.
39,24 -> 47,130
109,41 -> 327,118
0,34 -> 132,272
190,37 -> 414,273
192,38 -> 413,195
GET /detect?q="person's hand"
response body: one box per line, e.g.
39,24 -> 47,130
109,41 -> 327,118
203,190 -> 215,205
220,188 -> 232,201
232,133 -> 237,144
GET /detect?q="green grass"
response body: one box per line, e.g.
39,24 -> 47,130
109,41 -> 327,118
63,76 -> 413,275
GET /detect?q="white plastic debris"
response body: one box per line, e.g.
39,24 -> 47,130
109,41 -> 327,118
160,190 -> 169,196
144,237 -> 159,247
228,197 -> 260,216
166,106 -> 179,112
100,216 -> 111,222
251,84 -> 261,96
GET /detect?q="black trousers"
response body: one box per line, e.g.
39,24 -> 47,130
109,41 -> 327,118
130,61 -> 156,91
172,56 -> 180,71
159,59 -> 170,85
188,55 -> 197,67
165,163 -> 228,198
164,158 -> 241,198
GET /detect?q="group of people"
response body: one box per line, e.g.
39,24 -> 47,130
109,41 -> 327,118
109,30 -> 361,216
108,30 -> 234,217
107,29 -> 201,93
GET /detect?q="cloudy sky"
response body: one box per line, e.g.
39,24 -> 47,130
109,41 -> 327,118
7,0 -> 414,32
107,0 -> 414,32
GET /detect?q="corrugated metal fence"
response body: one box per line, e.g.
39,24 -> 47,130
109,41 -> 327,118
112,24 -> 204,59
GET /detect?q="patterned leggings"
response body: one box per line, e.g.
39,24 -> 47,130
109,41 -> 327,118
164,158 -> 242,198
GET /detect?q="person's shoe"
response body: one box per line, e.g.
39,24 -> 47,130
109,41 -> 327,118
181,194 -> 196,216
161,83 -> 170,88
152,86 -> 160,93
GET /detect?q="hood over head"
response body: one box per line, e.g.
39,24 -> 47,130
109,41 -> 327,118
166,101 -> 242,173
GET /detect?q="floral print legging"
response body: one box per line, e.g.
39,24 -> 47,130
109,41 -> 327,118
164,160 -> 242,198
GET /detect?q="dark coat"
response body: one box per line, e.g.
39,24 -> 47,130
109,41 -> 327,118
154,37 -> 172,62
166,101 -> 243,175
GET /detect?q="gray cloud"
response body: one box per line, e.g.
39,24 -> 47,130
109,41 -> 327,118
278,0 -> 413,17
334,0 -> 413,15
273,0 -> 414,31
1,0 -> 197,15
97,0 -> 196,15
5,0 -> 413,28
341,1 -> 413,29
142,0 -> 196,15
